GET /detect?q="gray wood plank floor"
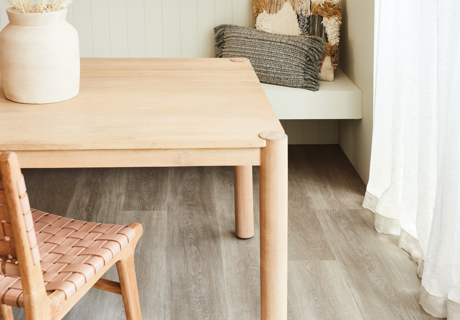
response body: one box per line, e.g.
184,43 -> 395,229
11,146 -> 436,320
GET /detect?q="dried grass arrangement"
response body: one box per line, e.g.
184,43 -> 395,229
5,0 -> 72,13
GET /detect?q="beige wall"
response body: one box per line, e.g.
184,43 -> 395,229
339,0 -> 374,184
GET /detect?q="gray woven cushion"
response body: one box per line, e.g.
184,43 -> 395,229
214,24 -> 326,91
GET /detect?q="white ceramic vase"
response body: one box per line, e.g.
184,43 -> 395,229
0,7 -> 80,104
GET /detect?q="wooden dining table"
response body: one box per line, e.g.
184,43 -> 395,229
0,58 -> 288,320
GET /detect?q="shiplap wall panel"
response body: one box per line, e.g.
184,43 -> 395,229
197,0 -> 215,57
180,0 -> 198,58
285,121 -> 304,145
90,0 -> 110,57
215,0 -> 233,25
0,1 -> 9,29
162,0 -> 181,57
0,0 -> 338,145
233,0 -> 252,27
127,0 -> 146,57
72,0 -> 92,57
302,120 -> 321,144
319,120 -> 338,144
108,0 -> 128,57
145,0 -> 164,57
281,121 -> 338,145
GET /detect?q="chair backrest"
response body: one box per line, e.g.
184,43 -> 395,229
0,153 -> 48,311
0,152 -> 40,266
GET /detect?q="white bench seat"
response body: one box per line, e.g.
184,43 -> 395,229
262,69 -> 362,120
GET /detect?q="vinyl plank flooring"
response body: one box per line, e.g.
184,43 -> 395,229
289,146 -> 366,210
288,260 -> 365,319
65,168 -> 127,223
23,168 -> 82,215
121,167 -> 169,211
165,167 -> 228,320
288,146 -> 340,210
288,162 -> 336,261
317,209 -> 435,320
211,167 -> 261,320
10,146 -> 436,320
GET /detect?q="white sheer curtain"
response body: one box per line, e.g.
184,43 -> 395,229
364,0 -> 460,318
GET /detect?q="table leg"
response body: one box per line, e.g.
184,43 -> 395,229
259,131 -> 288,320
234,165 -> 254,239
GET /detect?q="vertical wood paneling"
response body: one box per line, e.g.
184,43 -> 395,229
108,0 -> 128,57
285,120 -> 303,145
126,0 -> 146,57
232,0 -> 251,27
179,0 -> 198,58
0,1 -> 9,29
162,0 -> 181,57
319,120 -> 338,144
214,0 -> 233,26
144,0 -> 164,57
302,120 -> 320,144
197,0 -> 215,57
72,0 -> 93,57
282,121 -> 339,145
66,3 -> 74,25
90,0 -> 110,57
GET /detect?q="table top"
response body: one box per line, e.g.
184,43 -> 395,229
0,58 -> 283,151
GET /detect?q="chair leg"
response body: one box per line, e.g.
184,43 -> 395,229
0,304 -> 13,320
117,254 -> 142,320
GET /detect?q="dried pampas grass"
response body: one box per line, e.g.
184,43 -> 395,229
6,0 -> 32,13
311,1 -> 342,18
312,0 -> 340,5
253,0 -> 271,16
5,0 -> 72,13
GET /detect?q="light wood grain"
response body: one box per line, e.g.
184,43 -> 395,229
93,278 -> 122,295
14,148 -> 261,169
0,58 -> 282,153
165,167 -> 228,319
12,145 -> 437,320
212,166 -> 261,320
0,153 -> 144,320
0,153 -> 50,320
117,253 -> 142,320
24,168 -> 81,214
234,166 -> 254,239
317,209 -> 436,320
0,303 -> 13,320
288,261 -> 364,319
121,168 -> 169,212
259,131 -> 288,320
288,146 -> 366,210
288,161 -> 335,261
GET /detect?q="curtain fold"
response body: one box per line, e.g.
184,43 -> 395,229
366,0 -> 460,318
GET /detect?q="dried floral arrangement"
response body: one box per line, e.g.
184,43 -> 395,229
253,0 -> 342,82
5,0 -> 72,13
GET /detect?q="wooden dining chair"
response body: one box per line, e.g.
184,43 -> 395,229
0,152 -> 143,320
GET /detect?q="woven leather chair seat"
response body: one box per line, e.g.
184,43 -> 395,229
0,209 -> 135,308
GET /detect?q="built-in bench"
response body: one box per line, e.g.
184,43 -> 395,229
262,69 -> 362,120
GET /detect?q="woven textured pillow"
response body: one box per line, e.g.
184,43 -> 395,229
253,0 -> 342,82
214,24 -> 325,91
